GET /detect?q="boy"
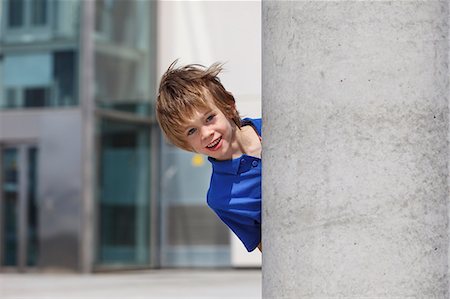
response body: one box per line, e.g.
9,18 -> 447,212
156,61 -> 262,252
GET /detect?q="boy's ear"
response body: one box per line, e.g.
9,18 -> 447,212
230,103 -> 238,116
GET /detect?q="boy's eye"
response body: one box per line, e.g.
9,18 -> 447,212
187,128 -> 196,136
206,114 -> 215,122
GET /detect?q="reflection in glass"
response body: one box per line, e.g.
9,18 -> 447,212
1,147 -> 39,267
24,87 -> 50,107
31,0 -> 48,26
96,119 -> 150,266
7,0 -> 24,28
1,148 -> 19,266
1,1 -> 80,110
53,51 -> 77,107
27,147 -> 38,266
1,51 -> 77,109
94,0 -> 153,116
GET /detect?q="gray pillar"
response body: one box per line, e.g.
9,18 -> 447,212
80,0 -> 96,273
262,1 -> 449,298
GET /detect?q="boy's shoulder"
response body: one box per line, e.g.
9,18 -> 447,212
206,156 -> 243,210
241,117 -> 262,136
206,170 -> 232,209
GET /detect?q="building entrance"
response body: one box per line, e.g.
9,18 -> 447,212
0,144 -> 39,272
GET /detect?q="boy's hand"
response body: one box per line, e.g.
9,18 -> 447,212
257,242 -> 262,252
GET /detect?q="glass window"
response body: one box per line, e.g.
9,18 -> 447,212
7,0 -> 48,29
5,88 -> 19,108
93,1 -> 155,268
1,146 -> 39,267
1,0 -> 79,110
24,87 -> 50,107
1,148 -> 19,266
96,119 -> 151,266
1,51 -> 78,109
95,0 -> 141,48
7,0 -> 25,28
94,0 -> 153,117
160,145 -> 231,267
31,0 -> 48,26
27,147 -> 39,266
53,51 -> 77,107
2,0 -> 80,54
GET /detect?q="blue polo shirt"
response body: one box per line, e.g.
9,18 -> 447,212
207,118 -> 262,252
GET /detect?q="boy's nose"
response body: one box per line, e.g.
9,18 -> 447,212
201,126 -> 214,141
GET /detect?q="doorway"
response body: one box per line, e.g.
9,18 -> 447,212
0,144 -> 39,272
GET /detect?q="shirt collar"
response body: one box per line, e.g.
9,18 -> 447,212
207,118 -> 261,175
208,156 -> 241,175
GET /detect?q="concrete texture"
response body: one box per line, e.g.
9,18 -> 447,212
262,1 -> 449,298
0,269 -> 261,299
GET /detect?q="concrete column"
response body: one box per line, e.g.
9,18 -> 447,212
262,1 -> 449,298
80,0 -> 96,273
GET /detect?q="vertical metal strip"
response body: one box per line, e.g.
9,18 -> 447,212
150,123 -> 161,268
149,0 -> 161,269
0,146 -> 4,268
17,146 -> 28,272
79,0 -> 95,274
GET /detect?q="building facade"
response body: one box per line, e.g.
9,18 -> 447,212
0,0 -> 261,272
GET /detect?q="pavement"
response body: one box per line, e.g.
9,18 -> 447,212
0,269 -> 261,299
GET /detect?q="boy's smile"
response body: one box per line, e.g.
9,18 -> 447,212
206,136 -> 222,151
184,101 -> 236,161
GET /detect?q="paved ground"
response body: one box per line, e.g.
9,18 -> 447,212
0,269 -> 261,299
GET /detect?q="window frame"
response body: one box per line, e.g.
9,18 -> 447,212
3,0 -> 54,38
2,85 -> 53,109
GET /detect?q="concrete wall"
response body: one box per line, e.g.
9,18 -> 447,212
263,1 -> 448,297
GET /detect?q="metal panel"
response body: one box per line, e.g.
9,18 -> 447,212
17,146 -> 27,272
38,111 -> 82,271
0,109 -> 79,141
148,0 -> 159,268
149,123 -> 161,268
0,145 -> 3,267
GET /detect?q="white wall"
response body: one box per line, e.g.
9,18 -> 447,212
157,0 -> 261,118
157,0 -> 262,267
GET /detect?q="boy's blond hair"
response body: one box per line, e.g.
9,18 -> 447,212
156,61 -> 241,151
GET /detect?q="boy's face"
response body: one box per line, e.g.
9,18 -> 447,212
183,100 -> 236,161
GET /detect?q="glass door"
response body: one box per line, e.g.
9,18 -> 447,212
96,119 -> 150,267
0,144 -> 39,272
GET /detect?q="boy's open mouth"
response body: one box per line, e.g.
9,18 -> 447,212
206,136 -> 222,150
